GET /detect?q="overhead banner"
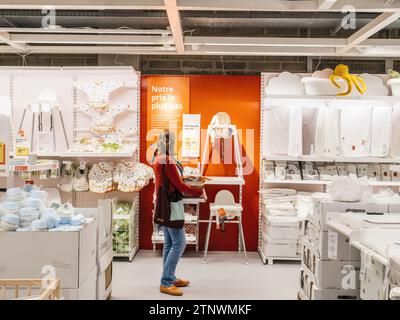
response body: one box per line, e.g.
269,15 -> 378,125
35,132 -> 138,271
147,76 -> 190,160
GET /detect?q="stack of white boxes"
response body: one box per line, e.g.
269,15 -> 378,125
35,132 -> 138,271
300,199 -> 388,300
259,190 -> 301,265
0,221 -> 97,300
81,199 -> 113,300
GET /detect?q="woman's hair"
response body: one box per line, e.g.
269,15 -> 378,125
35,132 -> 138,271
157,129 -> 175,156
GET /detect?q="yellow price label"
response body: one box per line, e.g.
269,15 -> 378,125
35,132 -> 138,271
0,143 -> 4,164
15,146 -> 29,157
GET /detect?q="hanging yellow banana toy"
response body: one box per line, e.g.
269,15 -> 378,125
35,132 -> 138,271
329,64 -> 367,96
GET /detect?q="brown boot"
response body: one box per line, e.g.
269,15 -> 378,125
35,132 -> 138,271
174,278 -> 190,287
160,285 -> 183,296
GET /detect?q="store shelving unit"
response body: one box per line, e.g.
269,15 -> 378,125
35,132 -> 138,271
151,196 -> 206,252
258,73 -> 302,265
5,67 -> 142,262
263,179 -> 400,187
61,146 -> 138,158
112,192 -> 139,260
258,72 -> 400,265
262,155 -> 400,164
8,160 -> 59,172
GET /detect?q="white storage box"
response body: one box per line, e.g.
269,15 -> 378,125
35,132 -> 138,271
97,245 -> 113,300
360,254 -> 386,300
79,199 -> 113,258
389,256 -> 400,299
302,258 -> 360,289
304,229 -> 360,261
302,218 -> 321,242
302,77 -> 347,96
260,237 -> 300,258
387,78 -> 400,96
300,269 -> 360,300
0,221 -> 96,289
312,200 -> 388,231
388,203 -> 400,214
310,287 -> 360,300
261,216 -> 300,240
62,266 -> 97,300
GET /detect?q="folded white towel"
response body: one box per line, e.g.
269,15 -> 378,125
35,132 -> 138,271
391,107 -> 400,158
371,107 -> 392,157
315,107 -> 340,157
269,106 -> 302,156
340,107 -> 372,158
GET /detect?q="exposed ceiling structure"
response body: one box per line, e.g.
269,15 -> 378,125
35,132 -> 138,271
0,0 -> 400,57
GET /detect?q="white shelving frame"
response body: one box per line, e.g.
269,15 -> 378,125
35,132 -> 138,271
258,72 -> 400,265
69,68 -> 142,261
151,197 -> 205,252
5,66 -> 141,262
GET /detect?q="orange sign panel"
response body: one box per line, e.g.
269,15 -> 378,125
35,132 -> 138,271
146,76 -> 190,161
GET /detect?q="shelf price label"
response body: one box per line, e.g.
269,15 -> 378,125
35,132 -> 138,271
15,146 -> 29,157
0,142 -> 5,165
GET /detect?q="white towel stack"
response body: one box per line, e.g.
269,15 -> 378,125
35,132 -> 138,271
260,188 -> 298,216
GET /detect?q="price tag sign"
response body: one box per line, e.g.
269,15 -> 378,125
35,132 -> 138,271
0,142 -> 5,165
15,146 -> 29,157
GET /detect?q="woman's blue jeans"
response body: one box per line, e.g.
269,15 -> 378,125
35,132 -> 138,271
161,226 -> 186,287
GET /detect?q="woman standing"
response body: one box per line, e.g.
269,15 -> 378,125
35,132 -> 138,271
152,130 -> 204,296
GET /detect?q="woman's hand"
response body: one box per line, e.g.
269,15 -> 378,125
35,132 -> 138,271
201,188 -> 207,201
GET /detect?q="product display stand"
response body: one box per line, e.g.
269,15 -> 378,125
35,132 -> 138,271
259,74 -> 302,265
69,68 -> 141,261
259,72 -> 400,265
200,122 -> 247,263
151,196 -> 206,252
3,66 -> 141,262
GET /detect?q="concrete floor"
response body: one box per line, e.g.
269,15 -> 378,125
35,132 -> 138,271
112,250 -> 300,300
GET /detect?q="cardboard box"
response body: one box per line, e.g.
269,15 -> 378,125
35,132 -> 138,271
0,221 -> 96,289
301,258 -> 361,289
312,200 -> 388,231
79,199 -> 113,258
62,266 -> 97,300
304,230 -> 360,261
261,216 -> 299,241
260,237 -> 300,258
360,254 -> 386,300
389,203 -> 400,214
310,287 -> 360,300
97,245 -> 113,300
300,269 -> 360,300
